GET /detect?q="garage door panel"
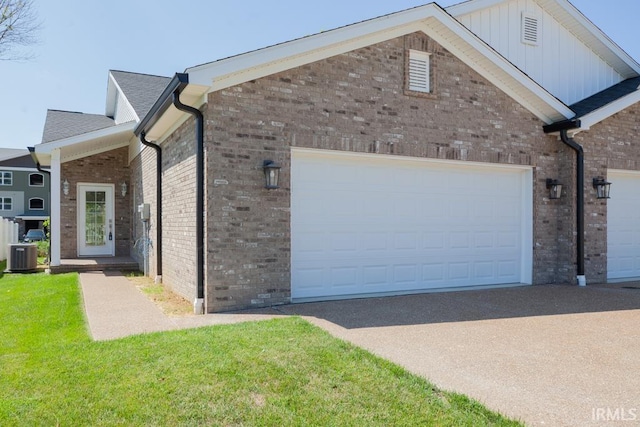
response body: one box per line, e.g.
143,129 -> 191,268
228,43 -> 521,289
363,265 -> 390,286
292,150 -> 531,299
608,171 -> 640,280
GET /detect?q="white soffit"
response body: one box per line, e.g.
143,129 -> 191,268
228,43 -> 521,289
186,3 -> 572,124
105,72 -> 139,123
448,0 -> 640,79
141,84 -> 209,143
577,90 -> 640,131
536,0 -> 640,78
33,122 -> 135,165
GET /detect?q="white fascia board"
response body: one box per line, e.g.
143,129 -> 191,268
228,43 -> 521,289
577,90 -> 640,131
448,0 -> 640,78
539,0 -> 640,77
141,85 -> 209,142
33,122 -> 136,165
445,0 -> 506,16
186,4 -> 571,123
0,167 -> 39,172
105,74 -> 118,118
187,4 -> 444,87
106,72 -> 140,124
424,14 -> 573,123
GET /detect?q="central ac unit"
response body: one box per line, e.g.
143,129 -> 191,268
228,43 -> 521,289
7,244 -> 38,272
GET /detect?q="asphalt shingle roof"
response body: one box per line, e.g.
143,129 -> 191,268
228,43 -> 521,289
570,77 -> 640,117
110,70 -> 171,119
41,110 -> 116,143
0,154 -> 36,168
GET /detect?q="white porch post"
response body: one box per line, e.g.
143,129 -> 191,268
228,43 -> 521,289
50,149 -> 61,266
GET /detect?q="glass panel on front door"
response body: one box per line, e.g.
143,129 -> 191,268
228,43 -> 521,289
85,191 -> 106,246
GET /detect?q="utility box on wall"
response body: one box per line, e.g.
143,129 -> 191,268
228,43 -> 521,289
6,244 -> 38,272
138,204 -> 150,222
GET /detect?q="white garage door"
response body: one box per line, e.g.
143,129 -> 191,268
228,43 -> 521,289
607,170 -> 640,280
291,149 -> 532,300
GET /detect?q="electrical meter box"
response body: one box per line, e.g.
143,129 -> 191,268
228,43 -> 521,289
138,203 -> 150,221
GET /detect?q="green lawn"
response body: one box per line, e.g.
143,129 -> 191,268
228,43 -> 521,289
0,268 -> 522,426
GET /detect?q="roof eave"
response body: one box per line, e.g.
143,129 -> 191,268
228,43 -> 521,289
448,0 -> 640,78
575,90 -> 640,131
133,73 -> 189,138
32,121 -> 135,165
186,3 -> 572,124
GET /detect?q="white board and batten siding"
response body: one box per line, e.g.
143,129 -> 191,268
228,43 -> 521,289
291,149 -> 533,301
453,0 -> 624,106
607,170 -> 640,281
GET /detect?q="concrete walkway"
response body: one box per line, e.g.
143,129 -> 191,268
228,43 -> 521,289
80,272 -> 640,426
79,271 -> 282,341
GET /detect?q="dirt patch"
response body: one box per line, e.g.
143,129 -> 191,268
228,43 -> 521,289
125,274 -> 193,316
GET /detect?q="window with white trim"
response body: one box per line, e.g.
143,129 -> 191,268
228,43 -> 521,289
521,13 -> 539,46
29,173 -> 44,187
29,198 -> 44,210
0,171 -> 12,186
0,197 -> 12,210
408,50 -> 431,93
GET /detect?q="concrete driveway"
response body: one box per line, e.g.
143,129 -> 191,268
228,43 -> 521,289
260,284 -> 640,426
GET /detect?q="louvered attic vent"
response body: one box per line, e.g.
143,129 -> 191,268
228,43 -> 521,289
522,13 -> 539,45
408,50 -> 431,93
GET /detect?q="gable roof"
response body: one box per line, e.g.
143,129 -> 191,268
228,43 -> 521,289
108,70 -> 172,120
446,0 -> 640,80
141,2 -> 574,141
0,148 -> 28,163
570,77 -> 640,117
41,110 -> 115,143
567,77 -> 640,131
33,70 -> 171,165
0,153 -> 36,168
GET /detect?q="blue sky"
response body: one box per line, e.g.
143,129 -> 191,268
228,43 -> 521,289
1,0 -> 639,150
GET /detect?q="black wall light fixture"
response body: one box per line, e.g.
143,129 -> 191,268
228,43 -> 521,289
263,160 -> 281,189
592,177 -> 611,199
545,179 -> 562,199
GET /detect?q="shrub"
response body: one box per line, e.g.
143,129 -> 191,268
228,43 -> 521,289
35,240 -> 49,258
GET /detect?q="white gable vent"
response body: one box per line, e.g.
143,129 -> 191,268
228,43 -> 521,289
521,13 -> 539,46
408,50 -> 431,93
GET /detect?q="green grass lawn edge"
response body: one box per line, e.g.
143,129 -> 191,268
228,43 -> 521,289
0,269 -> 523,426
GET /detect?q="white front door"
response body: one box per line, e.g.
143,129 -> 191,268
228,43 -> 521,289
77,184 -> 115,257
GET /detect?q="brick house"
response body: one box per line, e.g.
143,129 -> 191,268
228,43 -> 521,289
31,0 -> 640,313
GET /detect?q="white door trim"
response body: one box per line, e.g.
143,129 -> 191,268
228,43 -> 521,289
77,183 -> 115,257
607,169 -> 640,281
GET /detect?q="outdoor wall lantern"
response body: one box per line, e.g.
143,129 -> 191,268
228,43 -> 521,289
262,160 -> 281,189
120,182 -> 128,197
592,176 -> 611,199
545,179 -> 563,200
62,179 -> 70,196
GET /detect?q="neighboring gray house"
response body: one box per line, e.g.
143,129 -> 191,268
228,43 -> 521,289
0,149 -> 50,236
31,0 -> 640,314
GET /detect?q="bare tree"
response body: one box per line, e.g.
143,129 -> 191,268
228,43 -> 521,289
0,0 -> 39,60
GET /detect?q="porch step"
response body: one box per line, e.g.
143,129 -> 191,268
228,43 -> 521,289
49,257 -> 140,274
